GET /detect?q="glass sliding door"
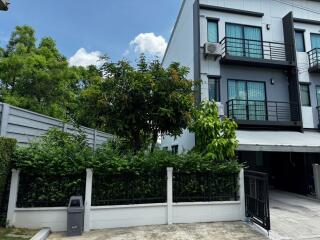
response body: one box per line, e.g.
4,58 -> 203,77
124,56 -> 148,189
228,80 -> 266,120
226,23 -> 262,58
244,26 -> 263,59
311,34 -> 320,66
247,82 -> 266,120
226,24 -> 244,57
228,80 -> 247,120
316,86 -> 320,106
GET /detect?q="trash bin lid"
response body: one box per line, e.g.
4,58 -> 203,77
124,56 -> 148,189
68,196 -> 84,208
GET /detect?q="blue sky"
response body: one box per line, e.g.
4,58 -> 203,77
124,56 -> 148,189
0,0 -> 181,66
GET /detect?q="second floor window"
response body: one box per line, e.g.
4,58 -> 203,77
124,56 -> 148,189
300,83 -> 311,106
311,33 -> 320,49
295,30 -> 305,52
208,77 -> 220,102
208,20 -> 218,43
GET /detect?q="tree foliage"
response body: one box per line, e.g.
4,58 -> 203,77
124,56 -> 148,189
93,55 -> 195,151
189,101 -> 238,161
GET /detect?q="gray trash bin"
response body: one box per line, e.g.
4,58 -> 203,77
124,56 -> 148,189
67,196 -> 84,236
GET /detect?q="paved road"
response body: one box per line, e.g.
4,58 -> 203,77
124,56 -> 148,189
49,222 -> 266,240
270,191 -> 320,240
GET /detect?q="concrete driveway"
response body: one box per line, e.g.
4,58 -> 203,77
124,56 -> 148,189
49,222 -> 266,240
270,190 -> 320,240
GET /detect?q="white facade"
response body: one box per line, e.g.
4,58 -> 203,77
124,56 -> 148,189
162,0 -> 320,152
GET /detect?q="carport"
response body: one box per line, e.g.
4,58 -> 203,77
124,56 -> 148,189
236,130 -> 320,196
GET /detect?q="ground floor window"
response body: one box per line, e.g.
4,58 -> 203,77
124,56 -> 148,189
208,77 -> 220,102
171,145 -> 179,155
300,83 -> 311,106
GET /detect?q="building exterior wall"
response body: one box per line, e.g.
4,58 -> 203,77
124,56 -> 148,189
161,0 -> 320,152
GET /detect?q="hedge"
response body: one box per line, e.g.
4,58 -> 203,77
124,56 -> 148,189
0,137 -> 17,226
13,129 -> 242,207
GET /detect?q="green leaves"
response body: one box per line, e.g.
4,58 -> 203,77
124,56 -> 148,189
189,101 -> 239,162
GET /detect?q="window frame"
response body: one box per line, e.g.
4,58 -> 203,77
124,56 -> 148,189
316,85 -> 320,106
299,83 -> 311,107
295,29 -> 306,52
208,76 -> 220,102
207,19 -> 219,43
171,145 -> 179,155
227,79 -> 267,101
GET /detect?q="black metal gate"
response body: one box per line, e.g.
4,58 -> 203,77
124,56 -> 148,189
244,170 -> 270,231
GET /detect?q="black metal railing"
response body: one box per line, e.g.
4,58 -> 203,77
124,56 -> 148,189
220,37 -> 289,62
173,172 -> 239,202
227,99 -> 300,122
92,171 -> 167,206
17,172 -> 86,208
308,48 -> 320,70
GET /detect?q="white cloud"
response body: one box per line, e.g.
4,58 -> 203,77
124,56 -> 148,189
69,48 -> 102,67
129,33 -> 167,57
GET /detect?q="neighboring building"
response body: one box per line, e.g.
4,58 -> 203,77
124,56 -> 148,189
161,0 -> 320,196
0,0 -> 9,11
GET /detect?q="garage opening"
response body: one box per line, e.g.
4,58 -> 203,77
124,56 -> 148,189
238,151 -> 320,196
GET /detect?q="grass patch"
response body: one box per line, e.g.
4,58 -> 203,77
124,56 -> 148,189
0,228 -> 37,240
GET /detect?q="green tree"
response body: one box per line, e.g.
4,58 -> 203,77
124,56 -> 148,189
0,25 -> 86,120
97,55 -> 195,151
189,101 -> 238,161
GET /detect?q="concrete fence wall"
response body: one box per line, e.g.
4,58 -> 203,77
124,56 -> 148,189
0,102 -> 112,149
7,169 -> 246,232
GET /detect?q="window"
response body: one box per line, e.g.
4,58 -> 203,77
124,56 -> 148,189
300,83 -> 311,106
225,23 -> 262,58
171,145 -> 179,155
163,147 -> 168,151
311,33 -> 320,49
295,30 -> 305,52
207,20 -> 218,43
228,79 -> 266,120
316,86 -> 320,106
208,77 -> 220,102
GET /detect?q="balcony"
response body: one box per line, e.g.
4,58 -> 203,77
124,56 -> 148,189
308,48 -> 320,73
220,37 -> 294,68
226,99 -> 301,128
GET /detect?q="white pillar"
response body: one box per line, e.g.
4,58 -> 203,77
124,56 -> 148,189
93,130 -> 97,153
6,169 -> 20,226
313,164 -> 320,200
0,103 -> 10,136
167,167 -> 173,225
84,169 -> 93,232
239,168 -> 246,221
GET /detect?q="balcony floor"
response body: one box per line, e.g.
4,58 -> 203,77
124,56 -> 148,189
220,55 -> 295,69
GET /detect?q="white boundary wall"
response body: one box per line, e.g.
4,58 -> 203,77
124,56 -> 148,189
7,169 -> 246,232
0,103 -> 112,149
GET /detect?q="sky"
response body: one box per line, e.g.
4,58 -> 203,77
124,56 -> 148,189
0,0 -> 181,66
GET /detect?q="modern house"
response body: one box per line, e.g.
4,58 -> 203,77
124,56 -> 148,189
0,0 -> 9,11
161,0 -> 320,196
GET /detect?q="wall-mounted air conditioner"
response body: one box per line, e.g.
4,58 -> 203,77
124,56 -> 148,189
204,42 -> 221,59
216,102 -> 224,117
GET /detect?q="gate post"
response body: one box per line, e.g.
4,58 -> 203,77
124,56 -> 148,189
6,169 -> 20,226
239,168 -> 246,221
313,164 -> 320,200
167,167 -> 173,225
84,169 -> 93,232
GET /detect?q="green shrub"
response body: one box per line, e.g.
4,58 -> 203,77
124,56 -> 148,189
0,137 -> 17,226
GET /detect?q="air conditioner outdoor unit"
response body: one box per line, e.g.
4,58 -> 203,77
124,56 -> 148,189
204,42 -> 222,58
0,0 -> 9,11
216,102 -> 224,117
